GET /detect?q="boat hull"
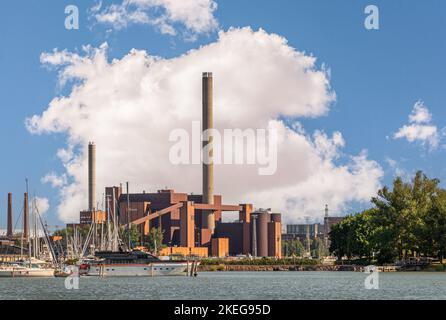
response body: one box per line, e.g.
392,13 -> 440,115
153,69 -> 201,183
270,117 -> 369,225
0,268 -> 55,278
86,262 -> 190,277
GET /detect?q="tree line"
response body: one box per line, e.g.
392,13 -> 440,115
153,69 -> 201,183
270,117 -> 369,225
329,171 -> 446,264
282,237 -> 328,258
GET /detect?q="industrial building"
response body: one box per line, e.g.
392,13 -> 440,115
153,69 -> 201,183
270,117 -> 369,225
113,189 -> 282,258
283,205 -> 345,248
285,223 -> 323,240
74,73 -> 282,258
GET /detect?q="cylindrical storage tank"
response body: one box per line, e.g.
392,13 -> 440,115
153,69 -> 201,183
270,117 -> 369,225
256,212 -> 270,257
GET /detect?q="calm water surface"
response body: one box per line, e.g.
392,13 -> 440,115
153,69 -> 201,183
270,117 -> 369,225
1,272 -> 445,300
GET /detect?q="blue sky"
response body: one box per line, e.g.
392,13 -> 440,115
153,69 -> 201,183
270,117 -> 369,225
1,0 -> 445,228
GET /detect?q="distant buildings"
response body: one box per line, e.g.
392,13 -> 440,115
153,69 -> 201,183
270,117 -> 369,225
282,205 -> 345,255
285,223 -> 323,241
79,210 -> 107,225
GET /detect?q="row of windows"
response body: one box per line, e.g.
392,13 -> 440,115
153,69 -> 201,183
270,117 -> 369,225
95,267 -> 174,272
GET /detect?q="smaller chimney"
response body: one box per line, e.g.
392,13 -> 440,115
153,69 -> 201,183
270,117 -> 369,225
7,193 -> 13,239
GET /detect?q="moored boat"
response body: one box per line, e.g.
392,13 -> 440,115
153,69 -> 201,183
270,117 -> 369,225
0,259 -> 55,278
84,250 -> 195,277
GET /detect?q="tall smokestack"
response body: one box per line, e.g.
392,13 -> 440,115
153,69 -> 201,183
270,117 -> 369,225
23,193 -> 29,241
7,193 -> 13,239
202,72 -> 215,233
88,142 -> 96,211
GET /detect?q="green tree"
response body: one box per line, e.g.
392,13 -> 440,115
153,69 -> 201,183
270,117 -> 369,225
146,228 -> 163,255
371,171 -> 440,261
330,171 -> 446,264
311,237 -> 328,258
329,222 -> 348,260
53,225 -> 91,239
282,239 -> 305,257
121,224 -> 140,248
330,210 -> 376,261
422,189 -> 446,260
282,240 -> 290,257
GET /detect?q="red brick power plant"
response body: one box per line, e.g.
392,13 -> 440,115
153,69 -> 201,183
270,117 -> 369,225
79,73 -> 282,258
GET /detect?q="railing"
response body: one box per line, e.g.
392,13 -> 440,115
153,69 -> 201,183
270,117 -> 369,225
396,257 -> 435,267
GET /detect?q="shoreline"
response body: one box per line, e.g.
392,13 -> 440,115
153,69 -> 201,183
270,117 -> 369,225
200,265 -> 366,272
198,265 -> 446,272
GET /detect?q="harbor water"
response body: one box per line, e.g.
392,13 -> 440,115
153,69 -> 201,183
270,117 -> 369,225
0,272 -> 445,300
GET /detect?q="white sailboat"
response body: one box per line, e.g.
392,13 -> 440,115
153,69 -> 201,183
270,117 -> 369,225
0,181 -> 56,278
0,258 -> 55,278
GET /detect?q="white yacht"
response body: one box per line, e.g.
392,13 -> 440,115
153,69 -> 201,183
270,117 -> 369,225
0,258 -> 55,278
83,250 -> 195,277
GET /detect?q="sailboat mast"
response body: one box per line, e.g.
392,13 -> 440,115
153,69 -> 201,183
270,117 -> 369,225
32,195 -> 39,259
127,182 -> 131,250
32,197 -> 36,259
112,187 -> 118,252
92,216 -> 96,254
106,196 -> 111,251
26,179 -> 31,265
20,229 -> 24,258
65,228 -> 68,260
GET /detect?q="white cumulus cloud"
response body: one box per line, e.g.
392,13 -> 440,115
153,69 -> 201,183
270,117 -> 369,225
35,197 -> 50,216
27,27 -> 382,224
90,0 -> 218,39
409,101 -> 432,124
394,101 -> 439,149
41,172 -> 67,188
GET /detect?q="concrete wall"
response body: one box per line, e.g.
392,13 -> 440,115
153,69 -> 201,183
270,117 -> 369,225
159,247 -> 208,258
214,222 -> 244,255
211,238 -> 229,258
180,202 -> 195,247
